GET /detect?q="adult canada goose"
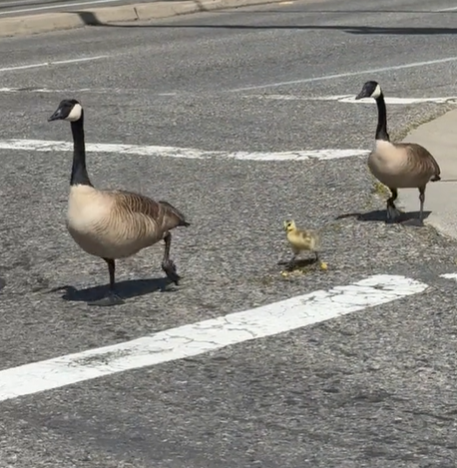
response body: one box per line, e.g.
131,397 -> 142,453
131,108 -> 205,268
48,99 -> 190,307
355,80 -> 441,226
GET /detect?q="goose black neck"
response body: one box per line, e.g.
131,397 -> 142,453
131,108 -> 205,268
70,111 -> 92,187
375,93 -> 390,141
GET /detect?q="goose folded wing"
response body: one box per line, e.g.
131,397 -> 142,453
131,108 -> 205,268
396,143 -> 441,180
115,190 -> 189,230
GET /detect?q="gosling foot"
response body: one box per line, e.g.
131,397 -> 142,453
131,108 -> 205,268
162,259 -> 181,285
88,290 -> 125,307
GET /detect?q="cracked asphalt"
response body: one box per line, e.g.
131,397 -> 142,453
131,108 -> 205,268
2,0 -> 457,466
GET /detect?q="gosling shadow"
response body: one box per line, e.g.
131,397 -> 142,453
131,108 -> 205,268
335,209 -> 432,224
0,277 -> 5,292
277,257 -> 319,271
48,276 -> 175,304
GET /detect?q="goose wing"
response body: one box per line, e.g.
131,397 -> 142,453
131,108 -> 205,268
397,142 -> 441,181
114,190 -> 190,231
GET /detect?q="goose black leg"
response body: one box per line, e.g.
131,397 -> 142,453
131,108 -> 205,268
89,258 -> 125,306
403,187 -> 426,227
161,233 -> 181,285
386,188 -> 401,223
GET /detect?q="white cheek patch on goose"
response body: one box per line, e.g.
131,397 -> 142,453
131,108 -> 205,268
371,84 -> 382,99
65,103 -> 82,122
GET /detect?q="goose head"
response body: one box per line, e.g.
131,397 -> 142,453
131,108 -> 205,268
355,80 -> 382,100
48,99 -> 83,123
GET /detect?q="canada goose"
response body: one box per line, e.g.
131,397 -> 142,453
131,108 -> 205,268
283,220 -> 321,268
355,80 -> 441,226
48,99 -> 190,307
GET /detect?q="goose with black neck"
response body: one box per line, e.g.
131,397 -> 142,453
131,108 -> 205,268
48,99 -> 191,307
355,80 -> 441,227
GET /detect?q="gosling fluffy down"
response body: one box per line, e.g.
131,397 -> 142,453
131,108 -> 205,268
283,219 -> 320,266
48,98 -> 190,307
355,80 -> 441,226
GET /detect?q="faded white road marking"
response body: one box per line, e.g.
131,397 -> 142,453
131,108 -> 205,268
230,56 -> 457,92
0,139 -> 370,161
440,273 -> 457,280
0,87 -> 177,96
0,56 -> 109,73
434,6 -> 457,12
248,94 -> 457,105
0,275 -> 427,403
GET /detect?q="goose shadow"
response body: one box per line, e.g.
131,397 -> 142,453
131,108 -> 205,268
335,209 -> 432,224
48,277 -> 175,304
0,277 -> 5,292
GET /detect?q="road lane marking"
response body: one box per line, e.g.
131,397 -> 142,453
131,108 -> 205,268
440,273 -> 457,280
0,274 -> 428,403
229,56 -> 457,92
0,139 -> 370,161
246,94 -> 457,105
434,6 -> 457,12
0,56 -> 109,73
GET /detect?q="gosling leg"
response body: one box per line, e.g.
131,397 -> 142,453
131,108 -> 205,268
314,250 -> 319,262
161,232 -> 181,285
287,253 -> 298,270
89,258 -> 125,307
386,188 -> 401,222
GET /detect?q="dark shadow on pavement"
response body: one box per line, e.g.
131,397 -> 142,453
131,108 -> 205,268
336,210 -> 432,223
72,11 -> 457,35
48,276 -> 175,303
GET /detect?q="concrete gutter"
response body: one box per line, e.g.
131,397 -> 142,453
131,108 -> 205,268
0,0 -> 281,38
399,108 -> 457,240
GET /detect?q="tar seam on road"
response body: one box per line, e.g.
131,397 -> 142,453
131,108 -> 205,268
0,274 -> 428,403
0,139 -> 371,161
229,56 -> 457,92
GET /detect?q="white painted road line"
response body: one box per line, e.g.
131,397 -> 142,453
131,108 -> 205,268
0,56 -> 110,73
440,273 -> 457,280
435,6 -> 457,12
0,139 -> 370,161
0,275 -> 428,403
229,56 -> 457,92
248,95 -> 457,105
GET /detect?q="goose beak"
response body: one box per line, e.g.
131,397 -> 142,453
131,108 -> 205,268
355,90 -> 368,100
48,108 -> 63,122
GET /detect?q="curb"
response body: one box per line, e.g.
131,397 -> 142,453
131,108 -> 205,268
0,0 -> 282,38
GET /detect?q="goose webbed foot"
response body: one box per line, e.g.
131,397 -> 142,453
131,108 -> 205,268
386,188 -> 401,223
88,291 -> 125,307
161,259 -> 181,285
88,257 -> 125,306
386,204 -> 401,223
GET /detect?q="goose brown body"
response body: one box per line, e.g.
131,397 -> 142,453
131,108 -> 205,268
67,185 -> 187,259
368,140 -> 441,189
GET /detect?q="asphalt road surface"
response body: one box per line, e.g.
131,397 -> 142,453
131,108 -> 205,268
2,0 -> 457,466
